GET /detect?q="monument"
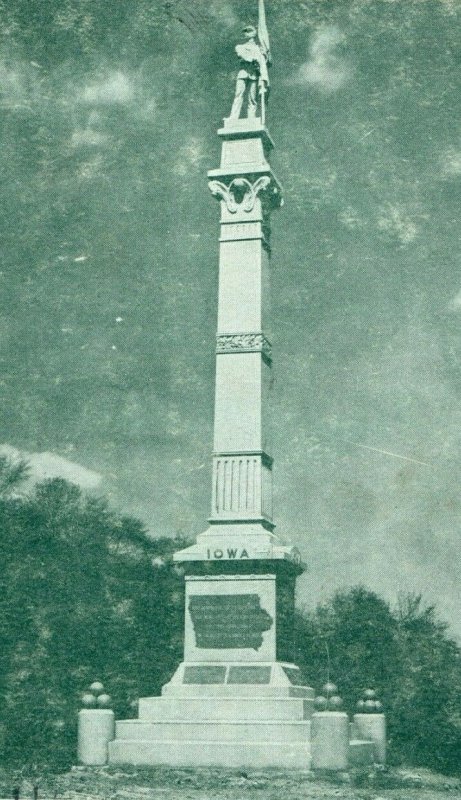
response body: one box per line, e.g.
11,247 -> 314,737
108,1 -> 315,768
105,0 -> 382,770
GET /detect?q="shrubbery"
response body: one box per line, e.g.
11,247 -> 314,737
294,587 -> 461,774
1,455 -> 460,775
0,457 -> 186,770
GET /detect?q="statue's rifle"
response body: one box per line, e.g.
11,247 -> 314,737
259,78 -> 267,126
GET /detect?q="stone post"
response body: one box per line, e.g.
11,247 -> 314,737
353,713 -> 386,763
78,709 -> 115,765
311,711 -> 349,770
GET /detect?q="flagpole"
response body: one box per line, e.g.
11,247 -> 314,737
257,0 -> 270,126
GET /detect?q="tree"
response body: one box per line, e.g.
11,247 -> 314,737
295,586 -> 461,775
295,586 -> 399,710
390,594 -> 461,773
0,456 -> 29,498
0,474 -> 186,769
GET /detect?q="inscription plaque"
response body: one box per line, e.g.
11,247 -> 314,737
183,666 -> 226,684
227,666 -> 271,684
189,594 -> 273,650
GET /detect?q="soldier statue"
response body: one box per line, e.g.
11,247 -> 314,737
229,25 -> 270,120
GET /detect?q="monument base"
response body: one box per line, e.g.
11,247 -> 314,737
107,665 -> 379,769
108,662 -> 315,768
109,738 -> 312,769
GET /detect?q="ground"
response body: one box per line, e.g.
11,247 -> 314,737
0,765 -> 460,800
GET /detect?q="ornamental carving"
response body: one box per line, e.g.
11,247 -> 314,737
216,333 -> 272,359
208,176 -> 272,213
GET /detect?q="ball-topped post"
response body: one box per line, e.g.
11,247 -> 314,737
311,680 -> 349,770
353,688 -> 387,763
77,680 -> 115,766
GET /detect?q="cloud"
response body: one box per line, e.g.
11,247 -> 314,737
208,0 -> 238,27
338,205 -> 365,230
0,58 -> 41,110
290,27 -> 352,93
447,289 -> 461,311
71,129 -> 109,148
0,445 -> 103,490
294,314 -> 461,637
173,137 -> 205,176
135,97 -> 157,121
76,69 -> 158,123
81,71 -> 134,105
377,203 -> 418,245
440,146 -> 461,178
70,110 -> 110,149
0,61 -> 24,106
438,0 -> 461,14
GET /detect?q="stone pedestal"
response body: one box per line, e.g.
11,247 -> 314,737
78,710 -> 115,765
354,713 -> 386,763
311,712 -> 349,771
109,556 -> 315,768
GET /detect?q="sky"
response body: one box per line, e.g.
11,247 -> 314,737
1,0 -> 461,637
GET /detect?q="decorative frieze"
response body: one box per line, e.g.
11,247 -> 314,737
216,333 -> 272,361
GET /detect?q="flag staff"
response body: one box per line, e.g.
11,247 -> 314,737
257,0 -> 271,126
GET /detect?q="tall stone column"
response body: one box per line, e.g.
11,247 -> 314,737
209,126 -> 276,534
170,117 -> 305,675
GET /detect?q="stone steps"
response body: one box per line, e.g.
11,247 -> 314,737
109,738 -> 312,769
138,696 -> 314,722
116,718 -> 311,743
110,694 -> 315,768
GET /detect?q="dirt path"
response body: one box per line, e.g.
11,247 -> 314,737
1,765 -> 460,800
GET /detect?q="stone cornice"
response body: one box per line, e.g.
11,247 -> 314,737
212,450 -> 274,469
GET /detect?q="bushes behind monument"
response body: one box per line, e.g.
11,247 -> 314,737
0,456 -> 460,775
0,457 -> 186,770
293,586 -> 461,775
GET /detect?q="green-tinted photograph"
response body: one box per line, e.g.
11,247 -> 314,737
1,1 -> 460,797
